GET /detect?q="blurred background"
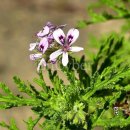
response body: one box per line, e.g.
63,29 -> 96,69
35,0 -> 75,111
0,0 -> 124,129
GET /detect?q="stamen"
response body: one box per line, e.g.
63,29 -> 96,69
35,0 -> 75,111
63,44 -> 70,52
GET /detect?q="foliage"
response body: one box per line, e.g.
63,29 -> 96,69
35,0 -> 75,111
1,33 -> 130,130
1,0 -> 130,130
77,0 -> 130,32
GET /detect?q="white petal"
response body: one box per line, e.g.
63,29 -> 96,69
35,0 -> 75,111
37,58 -> 46,72
37,26 -> 49,37
29,43 -> 38,51
66,28 -> 79,45
62,52 -> 68,66
53,28 -> 65,45
30,53 -> 42,60
69,46 -> 84,52
50,49 -> 63,61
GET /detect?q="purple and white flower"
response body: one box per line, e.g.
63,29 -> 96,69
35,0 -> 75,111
37,22 -> 55,38
50,28 -> 84,66
37,22 -> 66,38
29,37 -> 49,54
29,22 -> 83,72
29,22 -> 66,53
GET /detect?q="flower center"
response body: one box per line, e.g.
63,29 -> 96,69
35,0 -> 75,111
63,44 -> 70,52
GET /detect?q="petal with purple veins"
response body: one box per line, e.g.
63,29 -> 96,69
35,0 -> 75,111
66,28 -> 79,45
39,37 -> 49,53
53,28 -> 65,45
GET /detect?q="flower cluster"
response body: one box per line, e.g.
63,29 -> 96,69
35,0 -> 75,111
29,22 -> 84,72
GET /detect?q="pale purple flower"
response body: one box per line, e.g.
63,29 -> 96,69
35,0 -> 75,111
46,22 -> 66,32
37,22 -> 66,38
29,37 -> 49,54
37,22 -> 59,38
36,22 -> 55,52
50,28 -> 84,66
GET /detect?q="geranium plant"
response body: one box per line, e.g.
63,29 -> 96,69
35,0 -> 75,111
1,0 -> 130,130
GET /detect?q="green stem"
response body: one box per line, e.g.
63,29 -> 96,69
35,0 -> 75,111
0,97 -> 40,107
